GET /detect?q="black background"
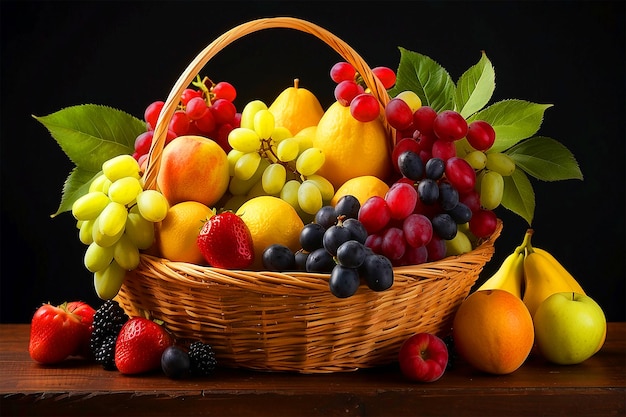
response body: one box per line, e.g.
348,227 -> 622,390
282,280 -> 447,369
1,1 -> 624,323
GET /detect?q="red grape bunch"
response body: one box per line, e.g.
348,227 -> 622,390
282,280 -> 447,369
329,61 -> 397,123
133,76 -> 240,168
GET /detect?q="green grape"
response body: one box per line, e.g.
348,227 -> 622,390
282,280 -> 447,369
298,180 -> 323,215
89,174 -> 112,194
246,179 -> 266,199
102,154 -> 141,182
234,152 -> 262,180
253,109 -> 275,139
78,219 -> 95,245
445,230 -> 473,256
228,127 -> 261,153
135,190 -> 169,222
72,191 -> 110,221
485,152 -> 516,176
262,163 -> 287,195
276,138 -> 300,162
98,201 -> 128,237
92,215 -> 124,247
464,150 -> 487,170
229,158 -> 269,195
296,147 -> 325,176
113,234 -> 140,270
227,149 -> 245,176
240,100 -> 268,130
272,126 -> 293,142
280,180 -> 301,211
125,209 -> 155,250
305,174 -> 335,201
93,260 -> 127,300
480,170 -> 504,210
84,241 -> 114,273
294,135 -> 314,153
108,176 -> 143,206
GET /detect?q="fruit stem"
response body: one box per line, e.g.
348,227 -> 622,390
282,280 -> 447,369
521,228 -> 536,254
293,78 -> 300,89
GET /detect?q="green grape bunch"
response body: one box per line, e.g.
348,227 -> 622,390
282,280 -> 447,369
71,154 -> 169,300
226,100 -> 333,218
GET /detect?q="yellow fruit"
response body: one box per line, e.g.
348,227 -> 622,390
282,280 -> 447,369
154,201 -> 213,264
314,101 -> 392,189
268,79 -> 324,136
236,196 -> 304,270
330,175 -> 390,207
453,289 -> 534,375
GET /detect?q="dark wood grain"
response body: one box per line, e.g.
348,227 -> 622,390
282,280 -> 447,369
1,323 -> 624,417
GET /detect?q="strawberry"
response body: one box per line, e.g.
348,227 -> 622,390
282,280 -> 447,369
114,317 -> 173,375
29,302 -> 85,364
66,301 -> 96,358
197,211 -> 254,269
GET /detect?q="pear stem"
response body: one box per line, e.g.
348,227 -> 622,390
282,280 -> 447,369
516,229 -> 534,254
293,78 -> 300,89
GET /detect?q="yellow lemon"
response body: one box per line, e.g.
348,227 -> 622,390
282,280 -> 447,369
330,175 -> 390,207
236,196 -> 304,270
268,79 -> 324,136
154,201 -> 213,264
314,101 -> 392,189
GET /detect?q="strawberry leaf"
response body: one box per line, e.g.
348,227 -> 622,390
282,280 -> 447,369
469,100 -> 553,153
501,168 -> 535,225
389,47 -> 456,112
506,136 -> 584,181
455,51 -> 495,118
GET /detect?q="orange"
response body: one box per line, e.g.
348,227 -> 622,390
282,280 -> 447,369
314,101 -> 392,189
154,201 -> 214,264
268,79 -> 324,136
236,196 -> 304,270
452,289 -> 534,374
330,175 -> 390,207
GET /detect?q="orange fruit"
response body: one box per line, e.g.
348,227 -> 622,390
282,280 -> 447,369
314,101 -> 392,189
268,79 -> 324,136
452,289 -> 534,374
154,201 -> 213,264
236,196 -> 304,270
330,175 -> 390,207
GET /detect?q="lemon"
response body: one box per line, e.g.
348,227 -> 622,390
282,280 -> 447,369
236,196 -> 304,270
314,101 -> 392,189
154,201 -> 213,264
330,175 -> 390,207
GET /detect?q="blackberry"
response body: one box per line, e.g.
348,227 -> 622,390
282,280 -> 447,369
90,300 -> 129,370
188,341 -> 217,376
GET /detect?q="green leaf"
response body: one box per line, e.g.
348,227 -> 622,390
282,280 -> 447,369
34,104 -> 145,172
455,51 -> 495,118
469,100 -> 553,152
506,136 -> 584,181
52,168 -> 101,218
501,168 -> 535,225
388,47 -> 456,112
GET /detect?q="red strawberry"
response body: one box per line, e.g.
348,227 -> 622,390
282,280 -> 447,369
66,301 -> 96,358
114,317 -> 173,375
197,211 -> 254,269
29,302 -> 84,364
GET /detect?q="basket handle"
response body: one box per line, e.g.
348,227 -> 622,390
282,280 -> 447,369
143,17 -> 394,191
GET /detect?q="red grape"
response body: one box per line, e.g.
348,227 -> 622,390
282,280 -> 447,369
144,100 -> 164,130
413,106 -> 437,136
334,80 -> 363,106
385,98 -> 414,130
372,66 -> 396,89
212,81 -> 237,102
358,196 -> 391,234
431,139 -> 457,161
432,110 -> 468,142
466,120 -> 496,151
350,93 -> 380,122
210,99 -> 236,125
385,182 -> 418,220
185,96 -> 208,120
469,209 -> 498,238
330,62 -> 356,83
381,227 -> 406,260
445,157 -> 476,194
403,213 -> 433,247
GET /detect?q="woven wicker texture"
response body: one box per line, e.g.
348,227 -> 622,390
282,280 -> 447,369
115,17 -> 502,373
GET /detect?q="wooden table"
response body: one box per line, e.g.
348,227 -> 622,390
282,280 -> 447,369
1,323 -> 624,417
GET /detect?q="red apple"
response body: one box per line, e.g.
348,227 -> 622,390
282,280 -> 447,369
398,332 -> 448,382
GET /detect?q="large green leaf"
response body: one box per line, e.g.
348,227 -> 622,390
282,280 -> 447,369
506,136 -> 583,181
455,52 -> 495,118
53,168 -> 102,217
501,168 -> 535,225
469,100 -> 553,152
389,47 -> 456,112
34,104 -> 145,172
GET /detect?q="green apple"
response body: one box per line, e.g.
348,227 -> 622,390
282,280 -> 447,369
533,292 -> 606,365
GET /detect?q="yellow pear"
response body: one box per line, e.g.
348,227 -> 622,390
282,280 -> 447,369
268,79 -> 324,135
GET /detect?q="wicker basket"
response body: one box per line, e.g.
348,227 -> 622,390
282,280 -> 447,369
115,17 -> 502,373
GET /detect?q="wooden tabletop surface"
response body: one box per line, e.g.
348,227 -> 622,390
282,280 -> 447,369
1,322 -> 624,417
